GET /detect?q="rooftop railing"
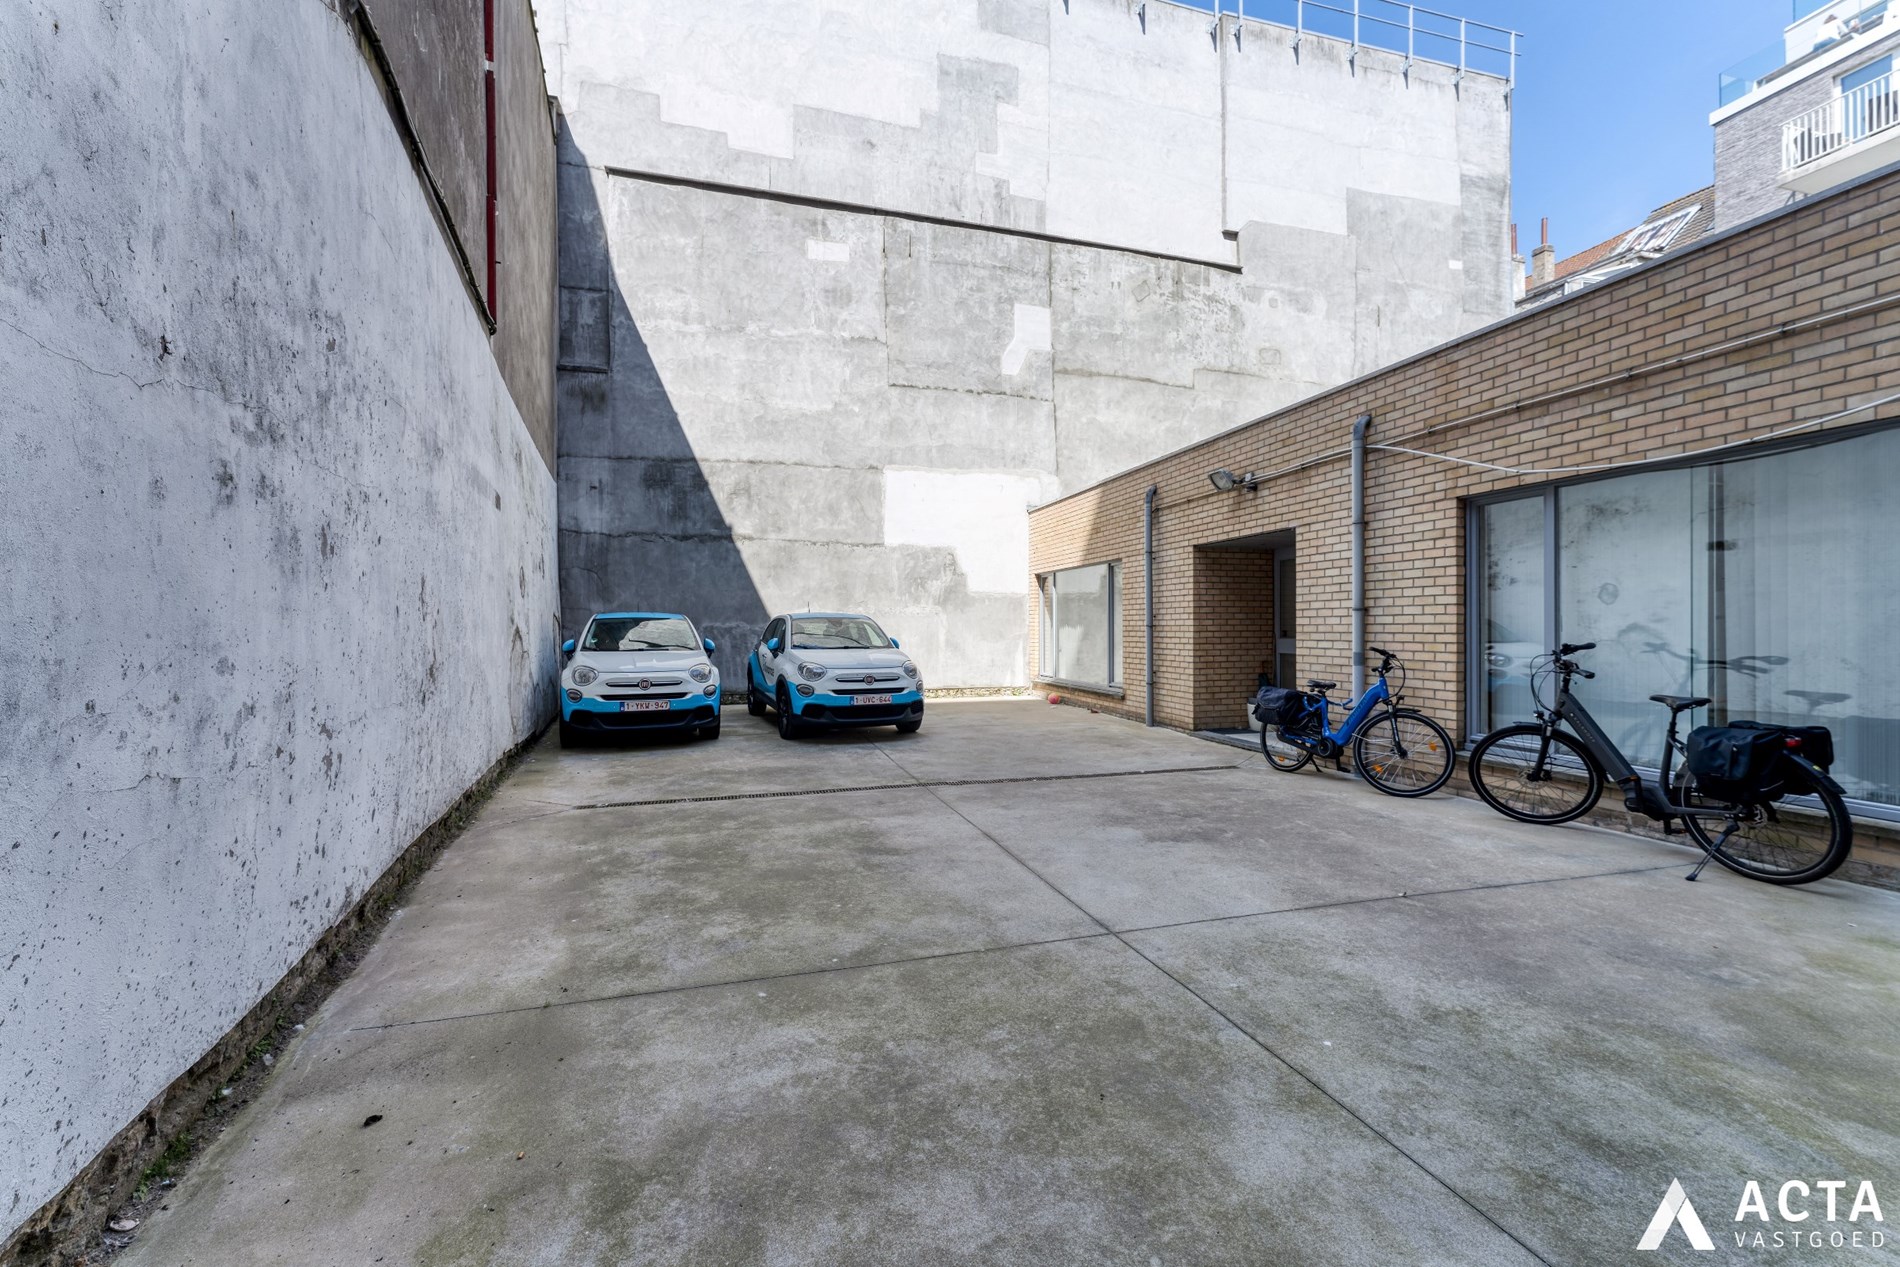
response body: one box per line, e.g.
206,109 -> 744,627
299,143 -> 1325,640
1169,0 -> 1520,81
1719,0 -> 1889,105
1781,67 -> 1900,169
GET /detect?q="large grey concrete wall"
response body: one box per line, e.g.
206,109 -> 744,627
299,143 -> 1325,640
0,0 -> 558,1239
543,0 -> 1513,688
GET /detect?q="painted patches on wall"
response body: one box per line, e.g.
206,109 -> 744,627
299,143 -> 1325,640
806,239 -> 852,262
1000,302 -> 1051,375
882,468 -> 1050,595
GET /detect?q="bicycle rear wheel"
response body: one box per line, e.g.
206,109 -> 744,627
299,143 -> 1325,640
1467,723 -> 1604,824
1260,726 -> 1313,772
1353,709 -> 1455,797
1681,774 -> 1853,885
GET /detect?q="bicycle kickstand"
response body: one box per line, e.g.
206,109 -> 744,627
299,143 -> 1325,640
1685,825 -> 1735,882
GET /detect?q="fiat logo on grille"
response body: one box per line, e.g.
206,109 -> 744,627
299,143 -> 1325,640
638,678 -> 652,690
859,675 -> 877,684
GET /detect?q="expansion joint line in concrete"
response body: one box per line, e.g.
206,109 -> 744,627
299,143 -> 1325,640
345,860 -> 1679,1037
569,762 -> 1245,812
869,738 -> 1562,1267
598,164 -> 1245,273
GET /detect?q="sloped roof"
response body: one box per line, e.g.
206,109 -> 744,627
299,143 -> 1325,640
1525,185 -> 1717,304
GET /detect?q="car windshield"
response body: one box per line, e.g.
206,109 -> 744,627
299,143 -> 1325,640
584,616 -> 698,652
791,617 -> 889,650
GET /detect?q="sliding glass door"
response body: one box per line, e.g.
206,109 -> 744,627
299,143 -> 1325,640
1470,425 -> 1900,811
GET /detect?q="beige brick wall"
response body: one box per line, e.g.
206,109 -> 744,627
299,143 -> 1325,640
1029,168 -> 1900,736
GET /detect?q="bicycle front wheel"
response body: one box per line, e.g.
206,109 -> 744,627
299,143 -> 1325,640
1353,709 -> 1455,797
1261,726 -> 1313,772
1681,775 -> 1853,886
1467,723 -> 1603,824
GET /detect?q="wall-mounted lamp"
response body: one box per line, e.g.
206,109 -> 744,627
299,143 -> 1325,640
1207,468 -> 1259,493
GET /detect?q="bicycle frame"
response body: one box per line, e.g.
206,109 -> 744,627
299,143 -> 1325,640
1545,683 -> 1734,825
1288,675 -> 1392,750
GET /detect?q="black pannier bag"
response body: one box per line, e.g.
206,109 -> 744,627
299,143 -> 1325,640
1253,685 -> 1320,734
1685,722 -> 1837,804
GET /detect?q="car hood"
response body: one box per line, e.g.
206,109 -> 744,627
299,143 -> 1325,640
791,648 -> 912,671
571,648 -> 710,674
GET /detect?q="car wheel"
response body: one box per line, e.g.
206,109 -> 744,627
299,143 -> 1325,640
746,660 -> 766,716
895,718 -> 921,734
776,686 -> 801,740
558,719 -> 581,748
698,715 -> 722,741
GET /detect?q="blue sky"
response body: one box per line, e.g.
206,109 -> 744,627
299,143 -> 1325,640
1184,0 -> 1798,259
1446,0 -> 1790,256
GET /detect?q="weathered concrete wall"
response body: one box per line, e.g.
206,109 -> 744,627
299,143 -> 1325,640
493,0 -> 560,467
544,0 -> 1513,688
0,0 -> 558,1239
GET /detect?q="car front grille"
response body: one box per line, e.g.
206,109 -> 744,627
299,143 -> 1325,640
601,692 -> 690,701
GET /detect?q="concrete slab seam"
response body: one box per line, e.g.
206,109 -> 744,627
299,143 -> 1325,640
569,762 -> 1246,811
874,739 -> 1559,1266
345,929 -> 1119,1033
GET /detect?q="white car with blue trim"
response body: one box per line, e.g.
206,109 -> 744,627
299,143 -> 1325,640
746,612 -> 924,738
559,612 -> 721,746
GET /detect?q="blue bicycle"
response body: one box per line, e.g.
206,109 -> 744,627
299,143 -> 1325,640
1259,647 -> 1456,797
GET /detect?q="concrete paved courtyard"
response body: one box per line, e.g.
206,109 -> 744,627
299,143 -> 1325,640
120,703 -> 1900,1266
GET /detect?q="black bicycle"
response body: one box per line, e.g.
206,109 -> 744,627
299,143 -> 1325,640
1466,643 -> 1852,885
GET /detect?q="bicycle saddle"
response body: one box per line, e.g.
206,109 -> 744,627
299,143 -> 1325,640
1649,694 -> 1712,712
1306,680 -> 1338,692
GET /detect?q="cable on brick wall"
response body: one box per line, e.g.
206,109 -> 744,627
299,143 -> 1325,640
1369,386 -> 1900,477
1146,288 -> 1900,514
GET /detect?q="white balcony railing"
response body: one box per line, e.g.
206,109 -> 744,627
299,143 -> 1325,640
1781,69 -> 1900,171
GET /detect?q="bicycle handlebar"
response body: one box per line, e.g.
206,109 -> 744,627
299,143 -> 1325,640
1368,646 -> 1393,659
1558,642 -> 1596,656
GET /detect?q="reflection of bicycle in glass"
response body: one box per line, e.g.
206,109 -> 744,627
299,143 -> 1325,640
1260,648 -> 1456,798
1466,643 -> 1852,886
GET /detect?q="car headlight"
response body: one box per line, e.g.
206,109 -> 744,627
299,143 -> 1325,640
902,661 -> 919,680
798,662 -> 826,682
572,665 -> 597,686
795,682 -> 815,697
689,664 -> 712,682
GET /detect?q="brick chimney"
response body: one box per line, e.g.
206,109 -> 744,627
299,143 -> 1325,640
1531,217 -> 1556,289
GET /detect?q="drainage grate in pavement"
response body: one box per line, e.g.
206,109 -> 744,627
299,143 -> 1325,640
573,762 -> 1246,811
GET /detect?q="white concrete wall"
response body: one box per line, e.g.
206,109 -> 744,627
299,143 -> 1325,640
545,0 -> 1513,689
0,0 -> 559,1235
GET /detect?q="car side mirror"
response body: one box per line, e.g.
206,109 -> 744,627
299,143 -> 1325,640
889,638 -> 900,649
765,637 -> 781,653
702,637 -> 717,654
561,639 -> 576,657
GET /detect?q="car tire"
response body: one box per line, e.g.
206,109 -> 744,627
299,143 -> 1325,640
698,715 -> 722,741
776,686 -> 801,740
895,718 -> 922,734
558,719 -> 581,748
746,660 -> 766,716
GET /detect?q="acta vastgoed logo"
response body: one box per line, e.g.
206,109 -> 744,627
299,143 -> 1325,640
1638,1177 -> 1887,1252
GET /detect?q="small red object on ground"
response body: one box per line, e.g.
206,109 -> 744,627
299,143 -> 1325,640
1047,693 -> 1061,704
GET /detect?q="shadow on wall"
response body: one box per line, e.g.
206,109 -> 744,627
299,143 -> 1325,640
554,121 -> 768,682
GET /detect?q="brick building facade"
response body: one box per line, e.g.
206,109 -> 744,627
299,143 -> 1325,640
1029,163 -> 1900,832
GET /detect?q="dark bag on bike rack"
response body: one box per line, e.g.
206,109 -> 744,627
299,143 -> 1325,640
1686,722 -> 1836,803
1252,685 -> 1320,733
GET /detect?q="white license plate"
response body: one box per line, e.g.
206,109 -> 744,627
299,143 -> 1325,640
620,701 -> 670,712
857,694 -> 893,706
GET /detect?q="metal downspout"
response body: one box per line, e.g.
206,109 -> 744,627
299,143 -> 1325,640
1144,484 -> 1158,727
1350,414 -> 1372,700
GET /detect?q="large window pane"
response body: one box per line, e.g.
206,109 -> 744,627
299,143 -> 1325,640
1040,563 -> 1120,688
1702,429 -> 1900,806
1479,496 -> 1546,727
1558,468 -> 1697,769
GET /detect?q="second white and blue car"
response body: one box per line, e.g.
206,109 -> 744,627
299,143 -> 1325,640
746,611 -> 924,739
